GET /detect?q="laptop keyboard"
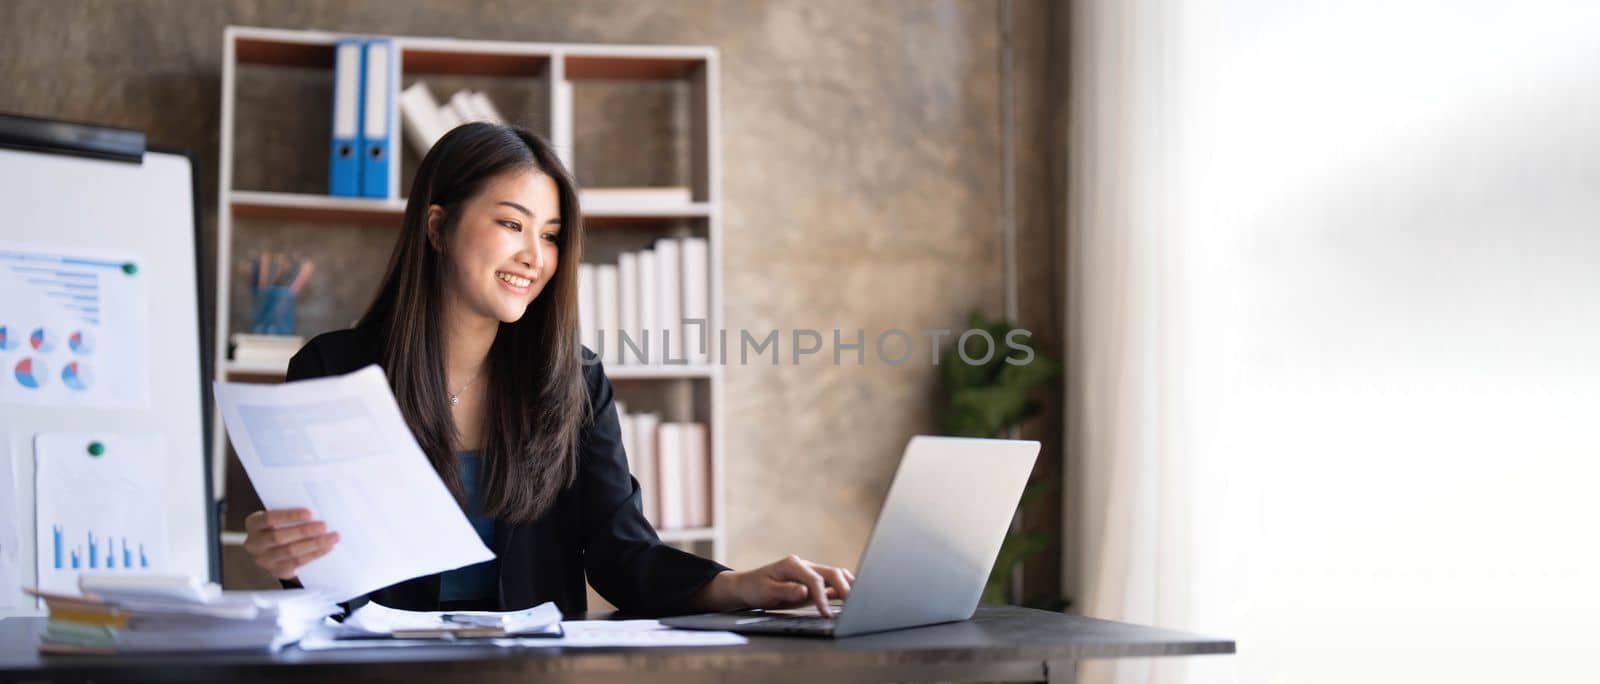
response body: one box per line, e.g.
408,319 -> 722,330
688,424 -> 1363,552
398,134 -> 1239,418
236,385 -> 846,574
770,611 -> 840,623
735,605 -> 845,633
766,603 -> 845,618
732,614 -> 836,634
659,603 -> 846,635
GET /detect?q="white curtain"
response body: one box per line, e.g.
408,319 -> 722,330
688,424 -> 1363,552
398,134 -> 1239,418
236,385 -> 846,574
1063,2 -> 1600,683
1065,2 -> 1195,682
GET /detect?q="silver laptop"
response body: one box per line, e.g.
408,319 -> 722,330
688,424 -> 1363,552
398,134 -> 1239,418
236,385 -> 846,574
662,435 -> 1039,638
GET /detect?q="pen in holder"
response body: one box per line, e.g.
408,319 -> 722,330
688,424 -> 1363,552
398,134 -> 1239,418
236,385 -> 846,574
250,285 -> 296,335
245,253 -> 314,335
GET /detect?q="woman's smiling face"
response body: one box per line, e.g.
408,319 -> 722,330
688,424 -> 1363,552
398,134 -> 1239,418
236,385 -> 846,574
429,169 -> 563,325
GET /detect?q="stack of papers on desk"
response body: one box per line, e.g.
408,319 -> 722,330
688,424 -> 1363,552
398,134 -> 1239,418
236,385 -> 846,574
299,602 -> 746,651
326,601 -> 564,639
29,574 -> 342,654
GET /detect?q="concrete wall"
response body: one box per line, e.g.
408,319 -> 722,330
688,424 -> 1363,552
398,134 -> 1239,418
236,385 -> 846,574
0,0 -> 1064,603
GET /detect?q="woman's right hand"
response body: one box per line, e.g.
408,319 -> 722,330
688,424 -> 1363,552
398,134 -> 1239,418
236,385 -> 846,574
243,508 -> 339,580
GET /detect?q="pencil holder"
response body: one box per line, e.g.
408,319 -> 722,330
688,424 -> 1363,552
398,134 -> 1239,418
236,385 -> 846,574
250,285 -> 296,335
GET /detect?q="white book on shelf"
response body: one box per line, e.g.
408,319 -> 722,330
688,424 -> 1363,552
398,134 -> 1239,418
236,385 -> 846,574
231,333 -> 304,355
230,334 -> 302,371
596,263 -> 619,364
232,345 -> 300,358
231,344 -> 302,355
227,356 -> 291,376
230,350 -> 293,367
680,422 -> 710,528
231,333 -> 305,348
577,263 -> 597,356
447,89 -> 486,123
637,250 -> 658,365
653,239 -> 682,364
655,422 -> 685,529
552,79 -> 574,170
617,252 -> 641,366
399,80 -> 447,156
435,95 -> 466,131
468,91 -> 506,124
680,237 -> 709,365
632,412 -> 661,525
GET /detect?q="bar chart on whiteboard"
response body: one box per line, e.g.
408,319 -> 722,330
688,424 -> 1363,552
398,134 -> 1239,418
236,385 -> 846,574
33,432 -> 168,597
47,525 -> 154,571
0,241 -> 151,409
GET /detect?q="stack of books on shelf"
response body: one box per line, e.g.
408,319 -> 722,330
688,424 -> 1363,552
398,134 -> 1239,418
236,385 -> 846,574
229,333 -> 304,373
579,236 -> 710,366
614,402 -> 711,531
399,80 -> 506,156
28,574 -> 340,654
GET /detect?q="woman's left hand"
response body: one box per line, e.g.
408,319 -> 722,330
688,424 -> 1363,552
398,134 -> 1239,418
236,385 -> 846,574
696,555 -> 855,617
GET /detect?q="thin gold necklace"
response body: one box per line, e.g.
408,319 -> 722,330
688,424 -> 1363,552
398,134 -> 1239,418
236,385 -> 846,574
448,369 -> 483,408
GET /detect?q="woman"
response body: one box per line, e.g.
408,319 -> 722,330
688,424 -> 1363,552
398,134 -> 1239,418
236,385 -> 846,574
242,122 -> 851,617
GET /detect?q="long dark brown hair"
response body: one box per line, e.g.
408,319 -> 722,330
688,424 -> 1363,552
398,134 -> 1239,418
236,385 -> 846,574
358,122 -> 589,523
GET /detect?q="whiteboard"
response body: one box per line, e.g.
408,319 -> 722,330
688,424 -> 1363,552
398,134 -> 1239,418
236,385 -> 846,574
0,144 -> 211,617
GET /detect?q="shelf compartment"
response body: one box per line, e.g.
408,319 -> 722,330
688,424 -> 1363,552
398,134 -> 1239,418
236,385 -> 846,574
395,68 -> 553,192
402,47 -> 551,76
565,55 -> 703,80
235,36 -> 335,69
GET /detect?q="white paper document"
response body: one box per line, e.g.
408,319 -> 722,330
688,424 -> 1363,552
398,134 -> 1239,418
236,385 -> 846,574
34,432 -> 169,597
213,365 -> 493,602
555,619 -> 748,647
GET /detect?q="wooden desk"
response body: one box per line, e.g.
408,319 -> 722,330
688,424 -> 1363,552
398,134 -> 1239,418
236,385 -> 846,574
0,605 -> 1233,683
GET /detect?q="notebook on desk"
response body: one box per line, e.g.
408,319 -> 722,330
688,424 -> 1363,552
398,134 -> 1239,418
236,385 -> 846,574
663,436 -> 1039,638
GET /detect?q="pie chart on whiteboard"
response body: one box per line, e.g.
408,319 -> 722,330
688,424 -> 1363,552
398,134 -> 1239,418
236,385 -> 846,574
30,327 -> 57,352
69,330 -> 95,354
62,361 -> 92,391
14,357 -> 49,389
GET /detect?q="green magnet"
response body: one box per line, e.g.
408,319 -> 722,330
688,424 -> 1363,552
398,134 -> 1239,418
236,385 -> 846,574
122,263 -> 138,275
87,441 -> 105,457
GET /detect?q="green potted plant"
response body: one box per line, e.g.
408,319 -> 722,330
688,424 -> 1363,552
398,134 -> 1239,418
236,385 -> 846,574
936,311 -> 1062,605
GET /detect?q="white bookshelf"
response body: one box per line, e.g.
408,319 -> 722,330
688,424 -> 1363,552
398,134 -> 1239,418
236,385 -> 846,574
215,27 -> 725,566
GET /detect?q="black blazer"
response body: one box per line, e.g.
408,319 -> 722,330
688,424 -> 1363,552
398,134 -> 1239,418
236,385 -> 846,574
283,326 -> 728,617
